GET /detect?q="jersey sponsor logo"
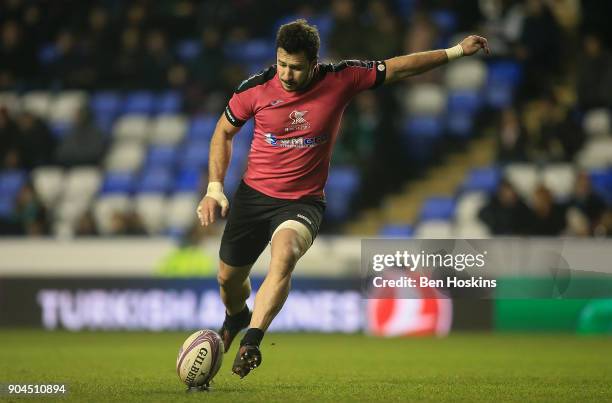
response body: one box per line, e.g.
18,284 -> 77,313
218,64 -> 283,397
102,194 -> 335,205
264,132 -> 328,148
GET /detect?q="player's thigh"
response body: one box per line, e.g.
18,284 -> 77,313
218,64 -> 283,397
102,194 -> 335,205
269,220 -> 313,274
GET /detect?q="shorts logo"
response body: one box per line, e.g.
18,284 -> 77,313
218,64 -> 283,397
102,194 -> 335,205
263,132 -> 328,148
297,214 -> 312,225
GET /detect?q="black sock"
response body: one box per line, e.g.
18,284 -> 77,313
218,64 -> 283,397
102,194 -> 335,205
241,328 -> 264,346
226,305 -> 250,327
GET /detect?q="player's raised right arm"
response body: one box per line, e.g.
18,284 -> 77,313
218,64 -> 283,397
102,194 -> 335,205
197,114 -> 241,226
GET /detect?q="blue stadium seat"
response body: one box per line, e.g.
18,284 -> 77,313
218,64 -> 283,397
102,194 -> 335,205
101,172 -> 136,194
487,61 -> 522,86
176,39 -> 201,62
447,112 -> 474,138
379,224 -> 414,237
447,91 -> 481,114
179,141 -> 210,170
0,170 -> 26,198
49,121 -> 72,139
155,91 -> 182,114
590,169 -> 612,205
0,196 -> 14,218
325,167 -> 360,221
137,168 -> 173,193
401,117 -> 443,162
175,169 -> 202,192
485,83 -> 514,109
146,145 -> 178,169
419,197 -> 456,221
38,43 -> 58,64
225,39 -> 275,64
187,115 -> 217,141
123,91 -> 155,115
91,91 -> 121,117
431,10 -> 457,33
461,167 -> 501,193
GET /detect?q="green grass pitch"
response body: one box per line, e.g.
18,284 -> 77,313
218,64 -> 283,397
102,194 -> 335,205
0,330 -> 611,402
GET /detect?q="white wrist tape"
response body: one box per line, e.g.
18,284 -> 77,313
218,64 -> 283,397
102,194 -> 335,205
206,181 -> 229,209
445,44 -> 464,61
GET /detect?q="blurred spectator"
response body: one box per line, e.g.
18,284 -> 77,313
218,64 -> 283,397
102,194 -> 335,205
113,28 -> 144,89
109,210 -> 147,236
496,107 -> 527,163
362,0 -> 402,61
334,91 -> 379,166
0,183 -> 49,236
49,30 -> 95,88
478,179 -> 531,235
515,0 -> 562,99
190,27 -> 226,92
142,30 -> 173,89
568,172 -> 606,230
0,108 -> 20,169
156,223 -> 215,277
527,184 -> 566,235
329,0 -> 366,59
576,34 -> 612,110
14,112 -> 55,169
74,211 -> 99,237
55,107 -> 107,167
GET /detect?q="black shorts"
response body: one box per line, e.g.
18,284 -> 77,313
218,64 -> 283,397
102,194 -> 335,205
219,181 -> 326,267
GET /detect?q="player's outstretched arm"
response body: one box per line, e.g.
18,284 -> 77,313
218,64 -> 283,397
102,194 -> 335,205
197,114 -> 240,226
384,35 -> 490,84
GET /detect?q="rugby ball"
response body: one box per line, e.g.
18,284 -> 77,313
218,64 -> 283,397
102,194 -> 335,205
176,330 -> 224,388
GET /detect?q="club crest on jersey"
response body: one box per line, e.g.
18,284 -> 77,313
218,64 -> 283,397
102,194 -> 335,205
289,110 -> 308,125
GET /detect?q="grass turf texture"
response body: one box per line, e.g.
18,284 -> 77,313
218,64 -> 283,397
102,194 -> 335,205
0,330 -> 611,402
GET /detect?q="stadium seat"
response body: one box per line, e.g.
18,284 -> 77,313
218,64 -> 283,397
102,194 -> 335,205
93,194 -> 131,234
134,194 -> 166,234
101,171 -> 136,194
155,91 -> 182,114
122,91 -> 155,115
414,220 -> 454,238
504,163 -> 539,201
225,39 -> 275,64
179,141 -> 210,170
166,193 -> 199,232
325,167 -> 360,221
484,83 -> 514,109
0,92 -> 21,113
175,169 -> 203,192
32,166 -> 64,208
590,169 -> 612,205
136,167 -> 173,193
401,116 -> 443,162
105,141 -> 145,172
63,167 -> 102,203
404,116 -> 444,138
379,224 -> 414,237
461,167 -> 501,193
487,60 -> 522,87
447,90 -> 481,114
49,121 -> 72,139
145,145 -> 178,169
91,91 -> 122,117
541,164 -> 576,200
445,59 -> 487,91
576,138 -> 612,169
404,84 -> 447,116
431,10 -> 457,33
187,115 -> 217,142
455,191 -> 487,223
54,198 -> 91,229
112,115 -> 151,143
48,91 -> 88,123
454,221 -> 491,238
21,91 -> 52,118
175,39 -> 201,62
0,197 -> 13,218
419,196 -> 456,221
447,112 -> 475,137
583,108 -> 611,138
149,115 -> 187,145
0,170 -> 26,198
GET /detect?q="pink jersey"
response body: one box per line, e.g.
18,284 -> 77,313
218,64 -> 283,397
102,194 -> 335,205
225,60 -> 386,199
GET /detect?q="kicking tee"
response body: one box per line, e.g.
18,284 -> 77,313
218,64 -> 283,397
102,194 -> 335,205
225,60 -> 386,200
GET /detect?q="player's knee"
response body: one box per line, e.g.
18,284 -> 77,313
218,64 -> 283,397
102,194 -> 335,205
271,242 -> 301,269
217,262 -> 250,287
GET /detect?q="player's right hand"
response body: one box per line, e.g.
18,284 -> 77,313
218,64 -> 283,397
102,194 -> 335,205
197,182 -> 229,226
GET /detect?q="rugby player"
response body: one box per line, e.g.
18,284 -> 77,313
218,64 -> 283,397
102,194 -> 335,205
196,19 -> 489,378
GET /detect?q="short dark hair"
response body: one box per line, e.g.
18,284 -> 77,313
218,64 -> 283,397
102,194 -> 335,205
275,19 -> 320,62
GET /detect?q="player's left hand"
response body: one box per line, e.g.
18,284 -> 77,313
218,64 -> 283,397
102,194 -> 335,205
460,35 -> 490,56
